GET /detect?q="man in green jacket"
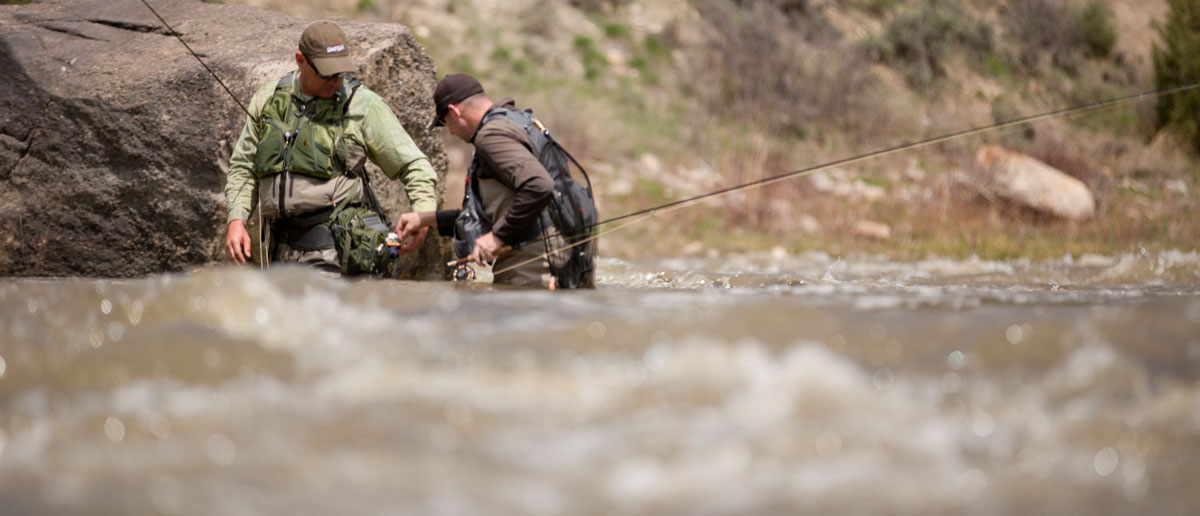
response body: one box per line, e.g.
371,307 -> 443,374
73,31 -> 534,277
224,21 -> 437,271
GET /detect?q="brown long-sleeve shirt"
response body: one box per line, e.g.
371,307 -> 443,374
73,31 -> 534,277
435,99 -> 554,244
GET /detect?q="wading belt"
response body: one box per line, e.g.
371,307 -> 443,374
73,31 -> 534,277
271,206 -> 335,251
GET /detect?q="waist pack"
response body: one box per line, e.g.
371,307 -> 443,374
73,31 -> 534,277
327,158 -> 397,277
330,203 -> 395,276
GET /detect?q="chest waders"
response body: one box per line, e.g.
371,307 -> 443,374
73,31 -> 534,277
454,107 -> 598,289
252,73 -> 396,276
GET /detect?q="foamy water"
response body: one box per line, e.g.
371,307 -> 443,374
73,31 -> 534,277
1,251 -> 1198,515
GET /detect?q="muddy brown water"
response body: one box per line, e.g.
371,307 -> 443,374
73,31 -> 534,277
1,250 -> 1198,515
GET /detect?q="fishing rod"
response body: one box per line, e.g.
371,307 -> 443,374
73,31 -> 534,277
139,0 -> 269,270
488,82 -> 1200,277
138,0 -> 254,121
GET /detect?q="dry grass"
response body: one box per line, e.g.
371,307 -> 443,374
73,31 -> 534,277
594,113 -> 1200,261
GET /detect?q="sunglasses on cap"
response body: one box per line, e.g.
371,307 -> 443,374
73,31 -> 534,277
303,53 -> 344,80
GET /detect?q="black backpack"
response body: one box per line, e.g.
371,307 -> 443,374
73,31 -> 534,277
453,107 -> 598,289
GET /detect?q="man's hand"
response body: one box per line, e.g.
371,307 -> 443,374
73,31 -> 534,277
225,219 -> 252,265
395,212 -> 432,240
396,226 -> 427,254
394,212 -> 435,254
470,232 -> 505,264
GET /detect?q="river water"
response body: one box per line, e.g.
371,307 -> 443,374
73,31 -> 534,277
1,250 -> 1198,515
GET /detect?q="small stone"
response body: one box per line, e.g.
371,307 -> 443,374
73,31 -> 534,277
853,220 -> 892,240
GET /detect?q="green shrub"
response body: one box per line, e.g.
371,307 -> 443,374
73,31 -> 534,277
983,54 -> 1013,81
860,35 -> 893,62
855,0 -> 900,17
881,1 -> 990,90
1009,0 -> 1079,74
1007,0 -> 1118,76
884,5 -> 951,88
1154,0 -> 1200,152
490,47 -> 512,62
603,22 -> 632,39
643,34 -> 670,59
573,36 -> 608,80
689,0 -> 877,134
1079,0 -> 1117,58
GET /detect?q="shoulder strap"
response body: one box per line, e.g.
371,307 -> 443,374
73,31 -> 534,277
273,72 -> 295,100
258,72 -> 296,123
482,107 -> 533,130
276,72 -> 294,90
479,106 -> 537,135
331,156 -> 390,226
479,107 -> 550,157
339,75 -> 362,117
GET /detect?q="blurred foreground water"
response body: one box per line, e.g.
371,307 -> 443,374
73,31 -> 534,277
1,250 -> 1199,515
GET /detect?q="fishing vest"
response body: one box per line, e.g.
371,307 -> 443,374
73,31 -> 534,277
252,72 -> 360,180
454,106 -> 598,289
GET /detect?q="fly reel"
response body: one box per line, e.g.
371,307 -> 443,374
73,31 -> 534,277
452,263 -> 476,282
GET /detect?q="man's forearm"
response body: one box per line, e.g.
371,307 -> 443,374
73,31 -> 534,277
398,157 -> 439,213
224,87 -> 271,223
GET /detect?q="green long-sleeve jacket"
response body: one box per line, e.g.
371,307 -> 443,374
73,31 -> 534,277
224,73 -> 438,224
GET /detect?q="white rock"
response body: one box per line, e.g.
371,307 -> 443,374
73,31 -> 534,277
853,220 -> 892,240
971,145 -> 1095,220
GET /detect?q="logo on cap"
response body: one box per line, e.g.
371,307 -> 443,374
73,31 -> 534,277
327,44 -> 345,53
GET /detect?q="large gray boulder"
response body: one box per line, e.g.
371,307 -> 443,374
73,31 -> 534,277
0,0 -> 451,278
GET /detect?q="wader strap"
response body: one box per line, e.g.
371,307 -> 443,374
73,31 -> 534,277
343,81 -> 360,117
343,156 -> 390,227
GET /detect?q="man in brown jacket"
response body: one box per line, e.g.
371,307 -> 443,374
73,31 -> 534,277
395,74 -> 556,287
